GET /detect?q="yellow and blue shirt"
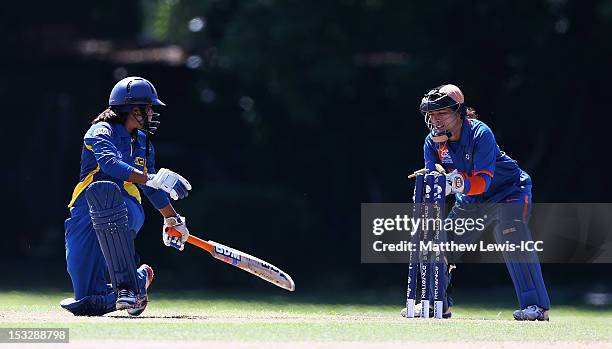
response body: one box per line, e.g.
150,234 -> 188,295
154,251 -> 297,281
68,122 -> 170,210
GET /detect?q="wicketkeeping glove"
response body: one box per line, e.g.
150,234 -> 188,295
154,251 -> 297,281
445,170 -> 465,196
163,215 -> 189,251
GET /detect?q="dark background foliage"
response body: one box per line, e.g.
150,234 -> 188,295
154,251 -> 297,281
1,0 -> 610,297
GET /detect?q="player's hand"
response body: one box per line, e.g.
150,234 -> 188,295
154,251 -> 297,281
146,168 -> 192,200
163,215 -> 189,251
445,170 -> 465,196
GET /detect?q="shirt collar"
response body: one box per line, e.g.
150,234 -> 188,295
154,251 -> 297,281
113,123 -> 133,139
457,117 -> 471,146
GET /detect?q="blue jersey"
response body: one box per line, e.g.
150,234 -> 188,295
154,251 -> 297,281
424,118 -> 530,203
68,122 -> 170,210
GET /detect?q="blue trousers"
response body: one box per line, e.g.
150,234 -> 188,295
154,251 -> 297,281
64,195 -> 147,300
448,184 -> 551,310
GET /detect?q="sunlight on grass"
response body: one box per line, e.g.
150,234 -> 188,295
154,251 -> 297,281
1,291 -> 610,342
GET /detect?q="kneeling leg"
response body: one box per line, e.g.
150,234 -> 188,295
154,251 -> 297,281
85,181 -> 139,294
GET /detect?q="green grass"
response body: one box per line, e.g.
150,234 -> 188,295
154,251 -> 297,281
0,290 -> 611,342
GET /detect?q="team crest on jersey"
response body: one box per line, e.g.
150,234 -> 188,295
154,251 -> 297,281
437,144 -> 453,164
135,157 -> 145,166
93,127 -> 110,137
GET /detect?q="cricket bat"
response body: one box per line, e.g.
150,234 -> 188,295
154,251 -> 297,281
167,228 -> 295,291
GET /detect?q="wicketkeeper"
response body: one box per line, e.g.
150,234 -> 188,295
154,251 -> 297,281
61,77 -> 192,316
401,84 -> 551,320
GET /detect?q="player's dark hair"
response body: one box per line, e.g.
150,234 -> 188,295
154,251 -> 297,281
91,108 -> 129,125
466,106 -> 478,119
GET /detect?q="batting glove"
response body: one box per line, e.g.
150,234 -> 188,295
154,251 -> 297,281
146,168 -> 192,200
163,215 -> 189,251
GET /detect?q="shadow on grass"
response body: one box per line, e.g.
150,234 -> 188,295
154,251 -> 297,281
108,315 -> 208,320
1,287 -> 611,311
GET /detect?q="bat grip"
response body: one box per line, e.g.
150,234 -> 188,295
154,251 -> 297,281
166,227 -> 214,253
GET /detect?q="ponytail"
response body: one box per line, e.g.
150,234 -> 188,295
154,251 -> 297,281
466,106 -> 478,119
91,108 -> 128,125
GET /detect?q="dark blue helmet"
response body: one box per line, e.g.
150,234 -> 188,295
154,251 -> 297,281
109,77 -> 165,111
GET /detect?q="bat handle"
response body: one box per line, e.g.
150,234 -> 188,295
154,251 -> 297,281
166,227 -> 214,253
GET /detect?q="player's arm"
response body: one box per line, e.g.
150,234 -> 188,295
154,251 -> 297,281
132,168 -> 190,200
87,125 -> 191,200
132,141 -> 191,201
135,141 -> 191,251
446,170 -> 491,196
86,124 -> 138,181
423,137 -> 439,171
445,126 -> 495,196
